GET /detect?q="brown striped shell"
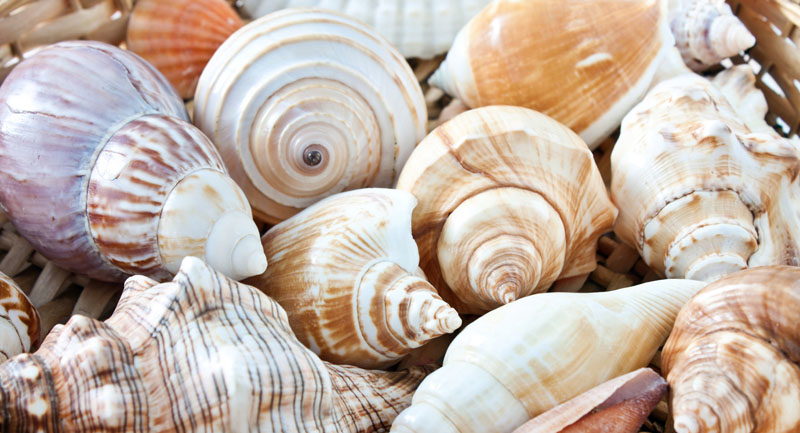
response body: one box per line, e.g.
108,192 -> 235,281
0,257 -> 431,432
0,41 -> 266,282
0,273 -> 39,362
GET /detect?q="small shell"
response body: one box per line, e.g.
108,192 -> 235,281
246,189 -> 461,369
662,266 -> 800,433
396,106 -> 617,314
0,274 -> 39,362
127,0 -> 244,99
194,9 -> 427,224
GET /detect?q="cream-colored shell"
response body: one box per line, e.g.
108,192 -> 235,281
611,73 -> 800,281
390,279 -> 707,433
0,274 -> 39,361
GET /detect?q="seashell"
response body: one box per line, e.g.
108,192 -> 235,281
194,9 -> 427,224
246,188 -> 461,369
662,266 -> 800,433
0,257 -> 431,432
396,106 -> 617,314
236,0 -> 493,59
390,278 -> 707,433
427,0 -> 684,149
0,41 -> 266,282
127,0 -> 244,99
611,73 -> 800,282
669,0 -> 756,72
511,368 -> 668,433
0,273 -> 39,362
712,65 -> 773,133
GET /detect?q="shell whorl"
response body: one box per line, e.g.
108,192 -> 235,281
194,9 -> 427,224
0,274 -> 39,362
396,106 -> 617,314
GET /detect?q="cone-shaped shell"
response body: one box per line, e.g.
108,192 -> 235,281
390,279 -> 706,433
512,368 -> 667,433
0,257 -> 431,432
663,266 -> 800,433
611,73 -> 800,282
127,0 -> 244,99
194,9 -> 427,224
0,41 -> 266,282
396,106 -> 617,314
237,0 -> 492,59
0,274 -> 39,361
428,0 -> 677,148
246,188 -> 461,369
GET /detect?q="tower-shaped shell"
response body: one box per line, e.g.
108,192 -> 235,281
396,106 -> 617,314
194,9 -> 427,224
0,41 -> 266,282
0,257 -> 431,432
246,188 -> 461,369
611,73 -> 800,281
0,274 -> 39,362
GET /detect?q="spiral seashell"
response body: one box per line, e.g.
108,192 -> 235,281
427,0 -> 684,148
194,9 -> 427,224
246,188 -> 461,369
127,0 -> 244,99
236,0 -> 493,59
0,257 -> 431,432
396,106 -> 617,314
390,278 -> 707,433
0,274 -> 39,362
611,73 -> 800,281
669,0 -> 756,72
0,41 -> 266,282
512,368 -> 668,433
662,266 -> 800,433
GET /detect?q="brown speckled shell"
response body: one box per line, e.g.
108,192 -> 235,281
0,274 -> 39,361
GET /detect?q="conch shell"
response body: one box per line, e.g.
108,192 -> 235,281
0,41 -> 266,282
0,257 -> 431,432
662,266 -> 800,433
396,106 -> 617,314
611,73 -> 800,281
512,368 -> 668,433
236,0 -> 492,59
127,0 -> 243,99
246,188 -> 461,369
0,273 -> 39,362
194,9 -> 427,224
390,279 -> 707,433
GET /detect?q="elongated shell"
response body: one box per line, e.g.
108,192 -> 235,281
194,9 -> 427,224
396,106 -> 617,314
237,0 -> 492,58
0,274 -> 39,361
246,188 -> 460,369
0,41 -> 266,282
663,266 -> 800,433
127,0 -> 243,99
390,279 -> 707,433
0,257 -> 431,432
428,0 -> 679,148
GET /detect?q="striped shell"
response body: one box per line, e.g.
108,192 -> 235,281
237,0 -> 492,58
246,188 -> 461,369
194,9 -> 427,224
396,106 -> 617,314
0,274 -> 39,362
127,0 -> 244,99
0,41 -> 266,282
0,257 -> 431,432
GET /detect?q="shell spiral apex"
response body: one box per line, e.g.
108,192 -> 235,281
247,188 -> 461,369
194,8 -> 427,224
0,274 -> 39,362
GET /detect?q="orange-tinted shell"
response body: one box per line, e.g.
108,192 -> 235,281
0,274 -> 39,361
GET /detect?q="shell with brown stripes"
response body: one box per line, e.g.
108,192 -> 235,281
0,273 -> 39,362
395,106 -> 617,314
193,9 -> 427,224
0,257 -> 431,432
0,41 -> 266,282
246,188 -> 461,369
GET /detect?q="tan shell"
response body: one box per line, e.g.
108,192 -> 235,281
662,266 -> 800,433
396,106 -> 617,314
0,257 -> 431,432
247,188 -> 460,369
611,73 -> 800,281
0,274 -> 39,361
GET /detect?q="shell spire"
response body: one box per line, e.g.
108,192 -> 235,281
0,274 -> 39,361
